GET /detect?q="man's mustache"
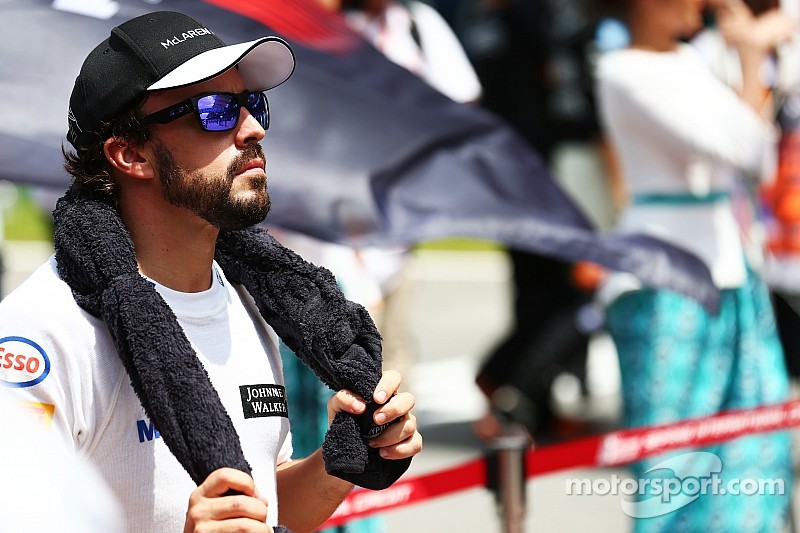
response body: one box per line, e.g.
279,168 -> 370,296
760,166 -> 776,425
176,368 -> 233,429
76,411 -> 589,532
228,144 -> 266,178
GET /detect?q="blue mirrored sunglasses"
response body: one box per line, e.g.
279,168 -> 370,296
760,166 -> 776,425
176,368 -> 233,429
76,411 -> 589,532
143,91 -> 269,132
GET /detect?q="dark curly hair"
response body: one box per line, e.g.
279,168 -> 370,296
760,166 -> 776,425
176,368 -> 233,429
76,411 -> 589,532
62,98 -> 150,204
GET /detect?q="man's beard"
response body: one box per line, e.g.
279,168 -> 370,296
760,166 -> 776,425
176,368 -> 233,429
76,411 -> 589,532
154,141 -> 271,231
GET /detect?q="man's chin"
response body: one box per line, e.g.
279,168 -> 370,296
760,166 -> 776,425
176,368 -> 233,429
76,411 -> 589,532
214,202 -> 270,231
232,172 -> 267,190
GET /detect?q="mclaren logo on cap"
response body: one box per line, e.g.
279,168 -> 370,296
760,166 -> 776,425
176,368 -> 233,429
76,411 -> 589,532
161,28 -> 214,49
67,107 -> 82,144
67,107 -> 81,132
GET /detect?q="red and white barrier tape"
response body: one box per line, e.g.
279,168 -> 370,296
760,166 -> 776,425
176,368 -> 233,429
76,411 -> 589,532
322,457 -> 486,528
322,399 -> 800,529
529,398 -> 800,477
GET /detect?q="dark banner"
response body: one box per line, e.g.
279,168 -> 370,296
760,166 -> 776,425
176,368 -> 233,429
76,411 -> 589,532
0,0 -> 718,309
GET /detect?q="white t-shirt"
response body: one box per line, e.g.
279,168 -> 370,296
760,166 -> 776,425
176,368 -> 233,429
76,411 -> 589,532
596,44 -> 774,298
0,258 -> 292,532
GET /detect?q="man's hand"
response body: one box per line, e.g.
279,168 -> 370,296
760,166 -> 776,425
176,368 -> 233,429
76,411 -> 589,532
327,369 -> 423,460
184,468 -> 272,533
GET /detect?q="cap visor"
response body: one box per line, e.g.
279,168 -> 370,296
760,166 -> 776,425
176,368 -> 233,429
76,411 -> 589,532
148,37 -> 295,92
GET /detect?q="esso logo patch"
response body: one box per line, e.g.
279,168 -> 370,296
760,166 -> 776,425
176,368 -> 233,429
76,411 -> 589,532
0,337 -> 51,388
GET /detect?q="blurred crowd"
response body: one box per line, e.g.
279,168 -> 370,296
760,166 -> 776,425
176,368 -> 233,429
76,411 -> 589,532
461,1 -> 800,530
307,0 -> 800,464
270,1 -> 800,531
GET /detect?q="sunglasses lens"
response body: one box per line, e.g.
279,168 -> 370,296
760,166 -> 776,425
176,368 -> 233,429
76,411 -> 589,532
196,93 -> 239,131
245,93 -> 269,130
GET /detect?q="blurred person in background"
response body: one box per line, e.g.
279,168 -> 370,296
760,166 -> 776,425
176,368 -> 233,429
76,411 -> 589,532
455,0 -> 617,440
692,0 -> 800,381
340,0 -> 483,104
595,0 -> 793,530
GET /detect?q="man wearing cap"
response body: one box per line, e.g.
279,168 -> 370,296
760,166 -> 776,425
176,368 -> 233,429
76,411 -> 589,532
0,10 -> 421,533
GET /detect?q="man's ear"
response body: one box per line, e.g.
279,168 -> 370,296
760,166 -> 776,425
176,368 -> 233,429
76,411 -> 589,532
103,137 -> 154,180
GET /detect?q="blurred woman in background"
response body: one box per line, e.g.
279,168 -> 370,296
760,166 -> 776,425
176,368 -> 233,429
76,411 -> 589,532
595,0 -> 794,530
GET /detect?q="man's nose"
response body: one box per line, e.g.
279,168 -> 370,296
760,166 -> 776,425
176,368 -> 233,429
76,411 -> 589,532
236,106 -> 265,147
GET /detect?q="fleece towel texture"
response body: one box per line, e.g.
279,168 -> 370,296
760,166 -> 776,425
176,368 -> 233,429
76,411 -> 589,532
52,185 -> 411,526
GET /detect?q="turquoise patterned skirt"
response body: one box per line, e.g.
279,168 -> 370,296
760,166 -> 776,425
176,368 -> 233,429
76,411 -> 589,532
605,271 -> 793,532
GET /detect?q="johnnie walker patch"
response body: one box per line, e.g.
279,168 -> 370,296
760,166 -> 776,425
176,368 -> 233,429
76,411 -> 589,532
239,384 -> 289,419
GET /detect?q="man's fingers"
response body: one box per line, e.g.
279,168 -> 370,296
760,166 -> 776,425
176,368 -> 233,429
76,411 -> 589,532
204,495 -> 268,522
187,495 -> 268,525
371,391 -> 415,426
197,468 -> 258,498
327,389 -> 367,423
368,412 -> 418,448
366,387 -> 422,459
371,424 -> 424,461
185,469 -> 271,532
328,370 -> 405,421
212,517 -> 272,532
373,369 -> 402,404
324,369 -> 423,463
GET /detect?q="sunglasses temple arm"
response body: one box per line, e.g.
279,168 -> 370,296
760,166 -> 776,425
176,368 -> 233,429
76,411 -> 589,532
142,101 -> 194,125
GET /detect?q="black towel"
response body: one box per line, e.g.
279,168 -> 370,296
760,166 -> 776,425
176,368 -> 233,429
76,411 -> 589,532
53,185 -> 411,530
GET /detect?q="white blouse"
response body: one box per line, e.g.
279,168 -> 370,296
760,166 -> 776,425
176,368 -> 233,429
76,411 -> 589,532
596,44 -> 775,298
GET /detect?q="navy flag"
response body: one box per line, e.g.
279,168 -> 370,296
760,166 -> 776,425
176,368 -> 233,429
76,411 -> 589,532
0,0 -> 718,310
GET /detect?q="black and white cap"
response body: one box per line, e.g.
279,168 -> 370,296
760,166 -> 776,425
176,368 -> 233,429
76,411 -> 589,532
67,11 -> 295,150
